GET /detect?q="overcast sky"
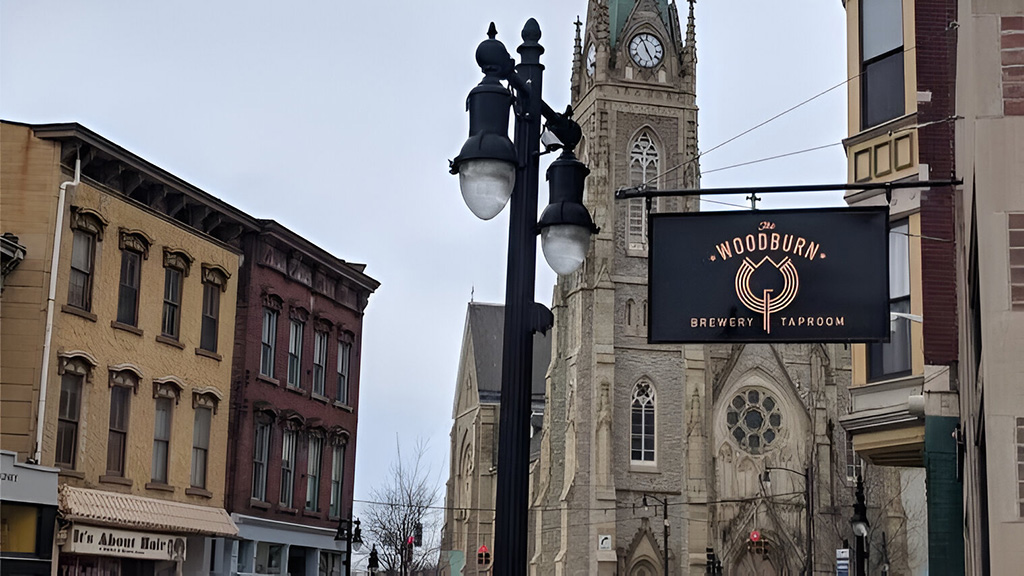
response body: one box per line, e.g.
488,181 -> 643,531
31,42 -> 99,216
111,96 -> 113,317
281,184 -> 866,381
1,0 -> 848,519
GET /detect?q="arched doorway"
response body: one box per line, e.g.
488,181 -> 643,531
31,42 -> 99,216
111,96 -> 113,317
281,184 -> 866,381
732,550 -> 786,576
629,558 -> 658,576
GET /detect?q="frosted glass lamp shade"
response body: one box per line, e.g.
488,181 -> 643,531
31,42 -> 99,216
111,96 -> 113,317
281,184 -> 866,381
459,159 -> 516,220
541,224 -> 591,275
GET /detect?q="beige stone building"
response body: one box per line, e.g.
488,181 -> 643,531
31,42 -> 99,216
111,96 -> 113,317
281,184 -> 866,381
1,121 -> 245,575
954,2 -> 1024,574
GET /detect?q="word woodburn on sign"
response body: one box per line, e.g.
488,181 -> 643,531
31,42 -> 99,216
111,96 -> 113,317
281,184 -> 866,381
648,207 -> 890,343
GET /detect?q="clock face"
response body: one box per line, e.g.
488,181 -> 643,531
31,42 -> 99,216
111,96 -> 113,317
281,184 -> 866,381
586,44 -> 596,76
629,33 -> 663,68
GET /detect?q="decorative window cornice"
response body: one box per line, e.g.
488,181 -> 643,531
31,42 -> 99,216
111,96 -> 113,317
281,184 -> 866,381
108,364 -> 142,392
306,426 -> 327,439
162,248 -> 194,276
69,207 -> 109,240
253,400 -> 278,423
152,376 -> 185,403
191,386 -> 223,413
260,290 -> 283,311
280,409 -> 305,430
118,228 -> 153,259
201,263 -> 231,291
289,305 -> 309,323
328,426 -> 350,446
57,350 -> 98,381
314,316 -> 333,332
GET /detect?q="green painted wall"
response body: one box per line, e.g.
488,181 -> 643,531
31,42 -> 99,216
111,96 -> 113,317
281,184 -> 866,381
925,415 -> 965,575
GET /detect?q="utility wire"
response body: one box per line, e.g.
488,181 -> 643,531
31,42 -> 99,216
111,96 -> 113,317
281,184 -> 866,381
643,23 -> 958,189
701,143 -> 841,175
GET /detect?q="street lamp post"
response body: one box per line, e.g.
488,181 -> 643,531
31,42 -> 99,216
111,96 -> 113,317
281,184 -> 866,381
850,476 -> 869,576
643,494 -> 671,576
450,19 -> 598,576
334,517 -> 363,575
761,466 -> 813,575
367,544 -> 380,574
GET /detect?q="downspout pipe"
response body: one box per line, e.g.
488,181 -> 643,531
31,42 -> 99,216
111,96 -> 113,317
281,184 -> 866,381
34,158 -> 80,464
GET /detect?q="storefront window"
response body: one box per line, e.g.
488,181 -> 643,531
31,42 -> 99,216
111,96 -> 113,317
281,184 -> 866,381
256,542 -> 283,574
0,503 -> 37,553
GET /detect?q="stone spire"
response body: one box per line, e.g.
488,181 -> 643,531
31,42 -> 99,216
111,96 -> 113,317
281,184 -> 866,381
571,15 -> 584,95
683,0 -> 697,95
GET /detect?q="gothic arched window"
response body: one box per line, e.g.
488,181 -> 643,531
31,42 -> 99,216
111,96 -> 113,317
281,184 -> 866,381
628,131 -> 659,252
631,380 -> 656,462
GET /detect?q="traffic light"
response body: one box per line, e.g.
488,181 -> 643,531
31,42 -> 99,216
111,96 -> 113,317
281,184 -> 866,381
414,522 -> 423,547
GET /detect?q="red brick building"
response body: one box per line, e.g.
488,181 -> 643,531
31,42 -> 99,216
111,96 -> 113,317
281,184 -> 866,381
213,220 -> 378,575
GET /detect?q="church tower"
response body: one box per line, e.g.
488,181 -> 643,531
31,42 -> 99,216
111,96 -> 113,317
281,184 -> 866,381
530,2 -> 702,575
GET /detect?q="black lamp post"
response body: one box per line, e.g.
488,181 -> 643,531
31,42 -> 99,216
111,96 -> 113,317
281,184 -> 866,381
450,20 -> 598,576
334,517 -> 363,575
761,466 -> 813,575
642,494 -> 671,576
367,544 -> 380,574
850,476 -> 869,576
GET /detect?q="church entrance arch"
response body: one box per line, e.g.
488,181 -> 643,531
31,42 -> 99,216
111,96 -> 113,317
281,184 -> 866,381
628,558 -> 658,576
732,550 -> 787,576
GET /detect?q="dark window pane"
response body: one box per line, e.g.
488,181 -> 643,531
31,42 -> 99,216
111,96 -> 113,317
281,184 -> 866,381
107,387 -> 130,475
733,428 -> 745,442
863,51 -> 905,128
764,429 -> 776,444
200,284 -> 219,352
747,390 -> 760,404
769,413 -> 782,427
732,396 -> 745,410
107,432 -> 126,474
727,411 -> 739,426
261,309 -> 277,378
56,420 -> 77,467
68,231 -> 94,310
162,268 -> 182,338
763,397 -> 775,412
117,251 -> 141,325
745,410 -> 764,431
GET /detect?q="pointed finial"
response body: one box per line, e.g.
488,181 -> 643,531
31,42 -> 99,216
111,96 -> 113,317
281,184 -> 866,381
518,18 -> 544,61
522,18 -> 541,43
487,22 -> 497,39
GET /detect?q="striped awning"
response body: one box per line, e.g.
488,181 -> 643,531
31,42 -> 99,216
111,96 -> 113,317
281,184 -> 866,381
59,485 -> 238,537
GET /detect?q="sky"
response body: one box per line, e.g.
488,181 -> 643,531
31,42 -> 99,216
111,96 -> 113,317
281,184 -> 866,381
1,0 -> 848,520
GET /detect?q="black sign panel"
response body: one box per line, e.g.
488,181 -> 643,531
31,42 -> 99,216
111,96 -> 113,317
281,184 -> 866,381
649,207 -> 890,343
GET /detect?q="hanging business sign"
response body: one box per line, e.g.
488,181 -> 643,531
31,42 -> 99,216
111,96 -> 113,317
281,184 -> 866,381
64,524 -> 187,561
648,207 -> 890,343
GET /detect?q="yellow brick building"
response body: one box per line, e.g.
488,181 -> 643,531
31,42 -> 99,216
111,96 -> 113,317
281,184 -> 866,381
1,121 -> 246,575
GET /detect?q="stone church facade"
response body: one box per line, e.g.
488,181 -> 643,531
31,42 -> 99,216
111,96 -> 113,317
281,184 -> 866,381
446,2 -> 918,575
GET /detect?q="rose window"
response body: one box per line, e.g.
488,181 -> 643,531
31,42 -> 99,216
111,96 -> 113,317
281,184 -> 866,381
726,388 -> 782,455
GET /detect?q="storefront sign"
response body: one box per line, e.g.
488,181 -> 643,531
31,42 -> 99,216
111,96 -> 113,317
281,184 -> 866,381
649,207 -> 890,343
1,450 -> 58,506
65,525 -> 186,561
